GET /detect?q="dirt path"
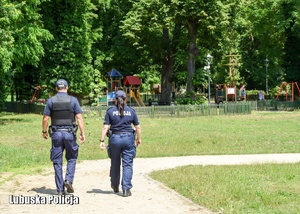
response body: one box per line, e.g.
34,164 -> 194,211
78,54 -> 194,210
1,153 -> 300,214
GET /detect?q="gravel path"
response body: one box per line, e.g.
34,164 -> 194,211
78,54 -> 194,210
1,153 -> 300,214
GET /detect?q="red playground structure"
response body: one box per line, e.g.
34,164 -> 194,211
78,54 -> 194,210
276,82 -> 300,101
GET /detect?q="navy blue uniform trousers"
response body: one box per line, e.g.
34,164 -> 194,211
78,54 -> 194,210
50,131 -> 79,192
108,133 -> 136,191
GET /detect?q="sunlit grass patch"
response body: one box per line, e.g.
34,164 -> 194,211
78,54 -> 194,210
150,163 -> 300,213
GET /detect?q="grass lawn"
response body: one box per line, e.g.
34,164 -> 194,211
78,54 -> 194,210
1,110 -> 300,213
151,163 -> 300,214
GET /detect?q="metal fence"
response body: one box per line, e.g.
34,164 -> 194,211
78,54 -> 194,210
4,100 -> 300,117
4,102 -> 45,114
82,102 -> 252,118
255,100 -> 300,111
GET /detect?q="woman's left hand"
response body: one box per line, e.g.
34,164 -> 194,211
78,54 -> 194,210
100,142 -> 105,150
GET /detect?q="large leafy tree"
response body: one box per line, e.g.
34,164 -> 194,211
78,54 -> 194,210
13,0 -> 53,101
0,1 -> 17,73
120,0 -> 300,98
0,0 -> 53,105
0,1 -> 18,108
121,0 -> 223,104
2,0 -> 300,107
211,0 -> 247,87
238,0 -> 286,91
172,0 -> 222,97
40,0 -> 96,95
93,0 -> 140,76
121,0 -> 185,104
282,0 -> 300,83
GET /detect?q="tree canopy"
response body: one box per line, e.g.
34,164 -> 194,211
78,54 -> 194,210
0,0 -> 299,108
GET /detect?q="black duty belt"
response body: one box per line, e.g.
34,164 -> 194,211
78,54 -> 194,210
53,128 -> 72,132
112,131 -> 133,135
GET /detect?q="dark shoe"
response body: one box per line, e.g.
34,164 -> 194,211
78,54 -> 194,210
123,190 -> 132,197
111,185 -> 119,193
64,180 -> 74,193
57,190 -> 65,195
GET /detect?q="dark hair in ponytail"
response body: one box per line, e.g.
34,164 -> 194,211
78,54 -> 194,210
117,97 -> 125,117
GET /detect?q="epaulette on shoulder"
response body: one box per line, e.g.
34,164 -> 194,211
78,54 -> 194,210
106,106 -> 114,111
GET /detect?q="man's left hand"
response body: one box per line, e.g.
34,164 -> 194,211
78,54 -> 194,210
42,133 -> 48,139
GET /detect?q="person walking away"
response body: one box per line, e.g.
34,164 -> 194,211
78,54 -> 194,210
42,79 -> 85,195
100,90 -> 141,197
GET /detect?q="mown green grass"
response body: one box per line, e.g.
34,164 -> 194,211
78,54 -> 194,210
150,163 -> 300,214
1,111 -> 300,213
1,111 -> 300,172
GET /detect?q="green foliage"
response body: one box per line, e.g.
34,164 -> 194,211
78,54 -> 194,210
95,0 -> 141,77
175,92 -> 206,105
238,0 -> 287,90
1,0 -> 300,107
282,0 -> 300,82
0,0 -> 53,106
40,0 -> 96,94
121,0 -> 180,104
138,64 -> 161,93
12,0 -> 53,69
89,68 -> 106,106
0,1 -> 15,73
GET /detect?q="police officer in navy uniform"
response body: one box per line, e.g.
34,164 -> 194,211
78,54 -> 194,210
42,79 -> 85,195
100,90 -> 141,197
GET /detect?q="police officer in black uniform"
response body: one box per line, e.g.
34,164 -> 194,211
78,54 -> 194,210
100,90 -> 141,197
42,79 -> 85,195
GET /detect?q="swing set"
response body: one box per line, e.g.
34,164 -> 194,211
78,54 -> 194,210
276,82 -> 300,101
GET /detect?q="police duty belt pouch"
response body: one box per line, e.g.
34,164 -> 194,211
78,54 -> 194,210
106,129 -> 112,138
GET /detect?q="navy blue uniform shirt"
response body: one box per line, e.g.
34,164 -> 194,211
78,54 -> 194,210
104,105 -> 139,132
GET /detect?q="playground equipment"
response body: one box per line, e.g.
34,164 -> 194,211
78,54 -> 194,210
213,52 -> 246,104
105,68 -> 123,92
276,82 -> 300,101
102,68 -> 123,105
215,84 -> 246,104
123,76 -> 145,107
100,68 -> 145,106
30,86 -> 50,103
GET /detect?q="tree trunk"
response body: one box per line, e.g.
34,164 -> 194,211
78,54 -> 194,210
160,55 -> 174,105
159,27 -> 175,105
186,20 -> 198,98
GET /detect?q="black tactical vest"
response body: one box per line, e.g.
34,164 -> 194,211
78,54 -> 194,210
51,95 -> 75,126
